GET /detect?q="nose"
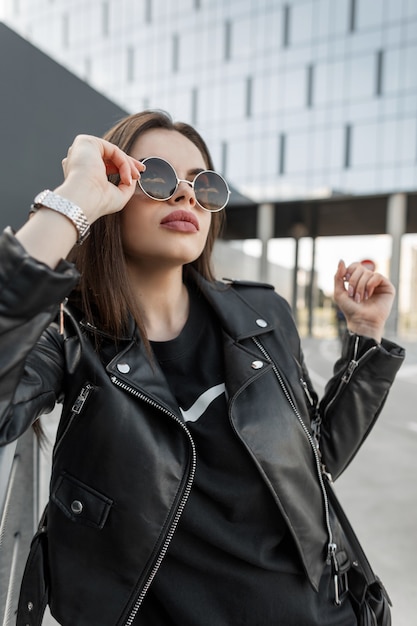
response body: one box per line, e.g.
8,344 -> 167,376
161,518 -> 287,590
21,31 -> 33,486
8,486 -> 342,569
171,179 -> 196,207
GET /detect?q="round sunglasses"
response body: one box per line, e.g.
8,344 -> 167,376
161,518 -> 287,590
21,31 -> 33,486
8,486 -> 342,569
137,156 -> 230,212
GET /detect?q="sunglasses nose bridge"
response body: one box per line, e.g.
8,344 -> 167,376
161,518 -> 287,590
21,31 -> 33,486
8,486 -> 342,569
176,177 -> 194,190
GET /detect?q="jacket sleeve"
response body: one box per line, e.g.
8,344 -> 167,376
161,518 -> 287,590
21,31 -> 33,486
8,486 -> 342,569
0,228 -> 80,444
316,331 -> 404,480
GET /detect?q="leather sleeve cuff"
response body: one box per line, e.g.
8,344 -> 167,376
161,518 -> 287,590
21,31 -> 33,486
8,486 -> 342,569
0,227 -> 80,317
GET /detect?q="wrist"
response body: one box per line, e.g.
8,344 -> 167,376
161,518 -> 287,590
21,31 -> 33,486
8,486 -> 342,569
346,323 -> 382,344
31,189 -> 90,245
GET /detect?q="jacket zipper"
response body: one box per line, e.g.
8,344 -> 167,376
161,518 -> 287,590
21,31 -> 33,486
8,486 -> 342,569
53,383 -> 93,457
110,375 -> 196,626
251,337 -> 341,601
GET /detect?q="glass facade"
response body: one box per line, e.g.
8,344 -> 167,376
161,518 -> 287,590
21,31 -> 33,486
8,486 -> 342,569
2,0 -> 417,202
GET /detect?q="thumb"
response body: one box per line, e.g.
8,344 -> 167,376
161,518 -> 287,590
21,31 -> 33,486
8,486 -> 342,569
334,259 -> 347,298
112,176 -> 138,207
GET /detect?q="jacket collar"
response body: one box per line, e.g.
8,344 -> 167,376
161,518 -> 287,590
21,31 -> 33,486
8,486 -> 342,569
189,270 -> 274,341
77,269 -> 274,343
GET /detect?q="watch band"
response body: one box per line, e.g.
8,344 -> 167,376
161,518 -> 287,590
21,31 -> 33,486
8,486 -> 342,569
30,189 -> 90,244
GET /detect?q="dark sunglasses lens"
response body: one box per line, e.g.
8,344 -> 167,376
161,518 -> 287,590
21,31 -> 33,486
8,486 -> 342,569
140,158 -> 177,200
194,171 -> 229,211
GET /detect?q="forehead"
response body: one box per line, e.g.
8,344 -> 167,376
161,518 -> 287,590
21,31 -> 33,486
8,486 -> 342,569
130,128 -> 207,170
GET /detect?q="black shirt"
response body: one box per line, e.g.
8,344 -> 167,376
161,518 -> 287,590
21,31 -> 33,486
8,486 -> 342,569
136,286 -> 356,625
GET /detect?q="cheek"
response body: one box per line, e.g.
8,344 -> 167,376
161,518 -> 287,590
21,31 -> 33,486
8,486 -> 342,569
120,199 -> 150,234
200,212 -> 212,239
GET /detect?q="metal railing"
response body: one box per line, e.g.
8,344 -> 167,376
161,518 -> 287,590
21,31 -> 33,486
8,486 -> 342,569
0,431 -> 36,626
0,409 -> 60,626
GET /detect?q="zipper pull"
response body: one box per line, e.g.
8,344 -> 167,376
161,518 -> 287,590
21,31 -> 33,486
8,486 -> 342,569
321,464 -> 333,483
71,384 -> 92,414
327,541 -> 338,565
327,542 -> 342,606
341,359 -> 358,383
300,378 -> 314,406
59,298 -> 68,335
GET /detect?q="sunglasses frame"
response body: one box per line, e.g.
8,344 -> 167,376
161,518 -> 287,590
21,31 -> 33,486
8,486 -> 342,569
137,156 -> 230,212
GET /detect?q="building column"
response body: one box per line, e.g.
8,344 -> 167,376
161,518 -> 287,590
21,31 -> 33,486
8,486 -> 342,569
386,193 -> 406,337
290,223 -> 308,325
257,203 -> 274,282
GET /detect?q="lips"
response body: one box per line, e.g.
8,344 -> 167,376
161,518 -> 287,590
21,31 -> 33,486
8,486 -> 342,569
160,210 -> 200,232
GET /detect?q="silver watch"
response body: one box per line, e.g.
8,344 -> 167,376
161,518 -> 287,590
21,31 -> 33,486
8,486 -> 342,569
31,189 -> 90,244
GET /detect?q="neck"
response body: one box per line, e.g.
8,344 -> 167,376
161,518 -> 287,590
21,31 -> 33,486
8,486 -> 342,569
126,264 -> 190,341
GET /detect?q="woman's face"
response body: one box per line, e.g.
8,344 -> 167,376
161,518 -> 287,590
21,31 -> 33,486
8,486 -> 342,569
120,128 -> 212,272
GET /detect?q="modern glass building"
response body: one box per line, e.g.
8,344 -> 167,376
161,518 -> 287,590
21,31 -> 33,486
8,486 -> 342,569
2,0 -> 417,201
1,0 -> 417,334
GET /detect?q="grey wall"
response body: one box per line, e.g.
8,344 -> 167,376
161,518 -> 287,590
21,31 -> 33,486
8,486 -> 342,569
0,22 -> 127,231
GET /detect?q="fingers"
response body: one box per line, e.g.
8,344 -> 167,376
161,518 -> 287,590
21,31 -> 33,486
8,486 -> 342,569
62,135 -> 144,185
55,135 -> 147,220
336,260 -> 395,304
98,139 -> 145,186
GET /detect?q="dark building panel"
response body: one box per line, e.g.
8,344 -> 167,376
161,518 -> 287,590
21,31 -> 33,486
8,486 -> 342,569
0,22 -> 127,231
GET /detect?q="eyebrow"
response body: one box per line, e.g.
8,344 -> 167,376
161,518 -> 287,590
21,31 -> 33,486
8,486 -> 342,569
138,157 -> 208,176
138,157 -> 207,177
187,167 -> 206,177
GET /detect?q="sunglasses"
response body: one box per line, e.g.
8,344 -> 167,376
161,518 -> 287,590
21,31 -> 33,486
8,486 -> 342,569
137,156 -> 230,212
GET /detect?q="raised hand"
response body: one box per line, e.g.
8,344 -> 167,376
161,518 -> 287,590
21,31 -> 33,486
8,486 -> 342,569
16,135 -> 144,268
333,259 -> 395,342
59,135 -> 145,223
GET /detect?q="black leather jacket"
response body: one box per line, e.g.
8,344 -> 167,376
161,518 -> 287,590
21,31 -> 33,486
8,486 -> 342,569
0,229 -> 404,626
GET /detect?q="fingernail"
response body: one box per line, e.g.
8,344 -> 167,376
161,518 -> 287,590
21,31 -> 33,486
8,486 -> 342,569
348,285 -> 354,297
364,290 -> 369,300
355,293 -> 361,303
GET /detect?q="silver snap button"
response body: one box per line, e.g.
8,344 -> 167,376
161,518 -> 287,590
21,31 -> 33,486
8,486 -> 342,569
251,360 -> 264,370
71,500 -> 83,514
117,362 -> 130,373
256,318 -> 268,328
27,602 -> 34,612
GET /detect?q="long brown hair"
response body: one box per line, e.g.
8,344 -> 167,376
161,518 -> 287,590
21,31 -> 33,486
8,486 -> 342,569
68,110 -> 225,338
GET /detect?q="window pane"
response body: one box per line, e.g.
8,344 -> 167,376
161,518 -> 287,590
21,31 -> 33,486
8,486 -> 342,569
347,54 -> 375,100
290,1 -> 314,44
384,47 -> 402,94
351,121 -> 378,166
356,0 -> 384,29
286,133 -> 310,174
403,44 -> 417,91
315,59 -> 346,105
283,67 -> 307,109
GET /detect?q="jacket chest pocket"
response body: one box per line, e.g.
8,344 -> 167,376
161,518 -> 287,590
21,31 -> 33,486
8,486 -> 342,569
51,471 -> 113,529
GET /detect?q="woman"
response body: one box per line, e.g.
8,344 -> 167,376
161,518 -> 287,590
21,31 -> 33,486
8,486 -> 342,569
0,111 -> 404,625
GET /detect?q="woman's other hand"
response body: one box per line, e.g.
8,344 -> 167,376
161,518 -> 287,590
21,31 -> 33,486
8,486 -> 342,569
333,259 -> 395,342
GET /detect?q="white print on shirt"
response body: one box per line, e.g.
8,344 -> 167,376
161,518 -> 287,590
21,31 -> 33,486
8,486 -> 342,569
180,383 -> 226,423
